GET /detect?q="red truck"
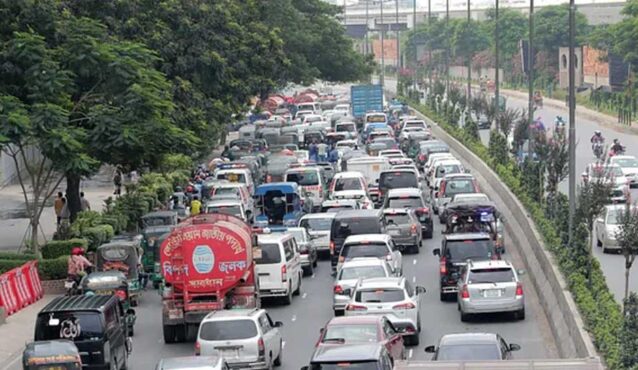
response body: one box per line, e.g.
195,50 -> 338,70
160,214 -> 259,343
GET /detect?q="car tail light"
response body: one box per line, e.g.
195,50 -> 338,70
281,265 -> 287,282
115,289 -> 127,301
330,241 -> 335,255
461,284 -> 470,299
439,257 -> 447,275
258,338 -> 265,357
334,285 -> 344,294
385,255 -> 393,261
417,207 -> 429,214
419,154 -> 425,162
266,175 -> 272,183
516,283 -> 524,297
195,341 -> 201,356
392,302 -> 416,310
345,304 -> 368,311
410,224 -> 417,235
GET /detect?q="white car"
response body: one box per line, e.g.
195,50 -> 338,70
429,159 -> 464,190
334,104 -> 350,114
609,155 -> 638,188
330,172 -> 368,195
197,309 -> 283,369
299,213 -> 336,255
204,199 -> 248,222
302,114 -> 324,125
337,234 -> 402,273
333,258 -> 397,315
401,119 -> 428,131
581,163 -> 629,188
424,153 -> 456,174
594,204 -> 635,253
332,189 -> 374,209
345,277 -> 426,345
256,232 -> 303,304
379,149 -> 405,159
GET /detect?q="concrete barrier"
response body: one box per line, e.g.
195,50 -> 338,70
413,109 -> 598,360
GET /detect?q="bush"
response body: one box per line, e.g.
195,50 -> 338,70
159,153 -> 193,173
100,215 -> 122,235
0,251 -> 35,261
42,239 -> 89,259
82,225 -> 114,251
39,256 -> 69,280
0,259 -> 32,274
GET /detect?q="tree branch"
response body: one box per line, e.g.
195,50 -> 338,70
5,145 -> 33,218
70,78 -> 104,115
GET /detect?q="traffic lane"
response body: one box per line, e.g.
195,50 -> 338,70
592,229 -> 638,302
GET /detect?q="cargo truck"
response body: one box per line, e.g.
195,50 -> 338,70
350,84 -> 384,129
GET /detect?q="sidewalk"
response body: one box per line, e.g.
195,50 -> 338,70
0,295 -> 57,370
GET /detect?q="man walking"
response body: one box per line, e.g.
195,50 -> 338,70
54,192 -> 64,225
80,192 -> 91,211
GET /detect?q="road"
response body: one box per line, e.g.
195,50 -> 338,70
127,216 -> 556,370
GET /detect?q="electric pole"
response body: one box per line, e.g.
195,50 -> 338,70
568,0 -> 576,244
428,0 -> 432,89
527,0 -> 534,155
413,0 -> 417,90
467,0 -> 472,102
365,0 -> 370,55
495,0 -> 500,116
446,0 -> 450,95
381,0 -> 385,87
396,0 -> 400,75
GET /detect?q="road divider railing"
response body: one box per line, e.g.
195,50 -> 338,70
0,260 -> 43,316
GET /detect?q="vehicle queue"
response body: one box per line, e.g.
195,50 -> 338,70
22,89 -> 528,370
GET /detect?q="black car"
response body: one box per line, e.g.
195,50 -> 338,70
303,343 -> 393,370
329,209 -> 385,271
23,340 -> 82,370
35,295 -> 134,370
425,333 -> 520,360
432,233 -> 499,301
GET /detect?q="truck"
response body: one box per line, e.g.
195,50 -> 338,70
350,84 -> 384,120
345,156 -> 391,204
160,213 -> 259,343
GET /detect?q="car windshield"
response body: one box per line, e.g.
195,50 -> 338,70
310,362 -> 381,370
356,288 -> 405,303
324,205 -> 355,212
339,265 -> 387,280
468,268 -> 515,284
613,158 -> 638,168
436,164 -> 462,178
206,205 -> 241,217
380,172 -> 418,189
406,122 -> 425,129
388,197 -> 422,209
607,209 -> 623,224
214,187 -> 240,196
427,147 -> 449,154
323,324 -> 378,343
255,243 -> 281,264
35,312 -> 103,341
286,171 -> 319,186
445,240 -> 493,262
591,166 -> 623,178
334,218 -> 381,235
342,244 -> 389,259
199,319 -> 258,341
384,214 -> 411,225
300,218 -> 333,231
337,124 -> 355,132
335,178 -> 363,191
437,344 -> 501,360
444,179 -> 475,196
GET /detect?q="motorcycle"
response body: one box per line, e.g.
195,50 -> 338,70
592,142 -> 603,159
609,145 -> 626,157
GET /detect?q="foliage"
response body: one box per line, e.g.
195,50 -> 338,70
82,225 -> 114,251
452,20 -> 490,60
488,131 -> 510,167
39,256 -> 70,280
159,154 -> 193,174
534,5 -> 590,55
544,133 -> 569,196
616,205 -> 638,302
621,293 -> 638,368
463,115 -> 480,142
0,251 -> 35,261
484,8 -> 528,62
496,108 -> 520,137
612,0 -> 638,67
137,173 -> 173,203
42,239 -> 89,260
0,259 -> 30,274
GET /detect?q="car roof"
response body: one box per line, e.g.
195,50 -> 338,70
203,308 -> 262,321
333,172 -> 366,179
40,295 -> 114,314
341,258 -> 388,268
311,343 -> 384,363
381,169 -> 417,175
257,232 -> 293,243
301,212 -> 336,220
344,234 -> 391,244
439,333 -> 499,346
327,315 -> 383,326
333,190 -> 366,195
445,232 -> 492,240
214,182 -> 247,189
323,199 -> 358,205
453,193 -> 488,199
357,277 -> 404,288
443,173 -> 474,180
382,208 -> 412,215
158,356 -> 223,370
435,159 -> 462,165
334,209 -> 382,219
468,259 -> 513,269
387,187 -> 422,197
205,199 -> 242,207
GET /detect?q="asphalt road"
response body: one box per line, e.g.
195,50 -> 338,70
128,213 -> 556,370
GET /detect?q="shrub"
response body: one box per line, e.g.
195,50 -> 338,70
70,210 -> 103,237
39,256 -> 69,280
82,225 -> 114,251
42,239 -> 89,259
159,153 -> 193,173
0,259 -> 32,274
0,251 -> 35,261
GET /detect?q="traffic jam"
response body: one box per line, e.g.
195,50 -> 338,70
24,85 -> 535,370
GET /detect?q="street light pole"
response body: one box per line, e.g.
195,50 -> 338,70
568,0 -> 576,244
365,0 -> 370,55
413,0 -> 417,91
396,0 -> 400,76
381,0 -> 385,87
446,0 -> 450,94
527,0 -> 534,155
494,0 -> 500,115
428,0 -> 432,89
467,0 -> 472,102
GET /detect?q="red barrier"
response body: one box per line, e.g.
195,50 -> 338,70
0,260 -> 43,317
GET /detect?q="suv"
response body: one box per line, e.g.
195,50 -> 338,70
433,233 -> 499,301
383,209 -> 422,254
433,173 -> 480,215
35,295 -> 133,370
345,277 -> 426,346
329,210 -> 385,271
382,188 -> 433,239
304,343 -> 393,370
333,258 -> 397,315
285,166 -> 327,212
196,309 -> 283,369
378,170 -> 421,201
457,260 -> 525,321
256,232 -> 303,305
337,234 -> 402,274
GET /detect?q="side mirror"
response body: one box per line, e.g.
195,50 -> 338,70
509,343 -> 521,352
424,345 -> 436,353
432,248 -> 441,256
274,321 -> 284,328
416,286 -> 426,295
319,328 -> 325,334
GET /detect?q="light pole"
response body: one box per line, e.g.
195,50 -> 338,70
428,0 -> 432,89
413,0 -> 417,91
527,0 -> 535,155
446,0 -> 450,94
467,0 -> 472,102
494,0 -> 500,115
381,0 -> 385,87
568,0 -> 576,244
365,0 -> 370,55
396,0 -> 400,75
343,0 -> 347,25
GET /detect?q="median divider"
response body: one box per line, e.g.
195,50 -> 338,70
0,260 -> 43,318
412,108 -> 599,360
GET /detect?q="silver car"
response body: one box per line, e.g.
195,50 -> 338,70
594,204 -> 635,253
284,227 -> 318,276
382,209 -> 422,254
457,260 -> 525,321
333,258 -> 396,315
337,234 -> 403,274
156,356 -> 227,370
299,213 -> 336,256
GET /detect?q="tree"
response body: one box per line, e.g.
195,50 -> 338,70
496,108 -> 520,137
611,0 -> 638,67
621,292 -> 638,368
616,204 -> 638,303
484,8 -> 528,62
534,5 -> 589,55
452,20 -> 490,61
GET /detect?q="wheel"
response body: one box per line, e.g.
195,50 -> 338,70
460,311 -> 471,322
425,228 -> 433,239
130,298 -> 138,307
282,288 -> 292,305
163,325 -> 176,344
602,245 -> 609,254
293,274 -> 302,296
175,325 -> 186,343
411,244 -> 420,254
597,238 -> 602,247
303,263 -> 313,277
409,333 -> 420,346
515,308 -> 526,320
274,341 -> 283,366
439,292 -> 447,302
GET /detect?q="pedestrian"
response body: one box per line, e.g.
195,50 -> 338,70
317,142 -> 328,162
309,140 -> 318,162
80,192 -> 91,211
190,196 -> 202,216
54,192 -> 64,225
59,197 -> 71,224
328,146 -> 339,164
113,168 -> 122,195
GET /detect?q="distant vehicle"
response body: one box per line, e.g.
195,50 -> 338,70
204,199 -> 249,223
429,159 -> 464,192
383,208 -> 423,254
594,204 -> 636,253
329,210 -> 385,271
337,234 -> 402,274
346,157 -> 391,203
253,182 -> 309,227
609,155 -> 638,187
457,260 -> 525,321
330,172 -> 368,195
378,169 -> 422,203
23,340 -> 82,370
156,356 -> 227,370
433,173 -> 480,215
299,213 -> 336,257
382,187 -> 433,239
424,333 -> 520,360
401,119 -> 428,131
581,163 -> 628,188
321,199 -> 360,213
303,343 -> 393,370
196,309 -> 283,369
285,166 -> 327,212
256,231 -> 303,305
333,258 -> 397,316
440,193 -> 490,224
273,226 -> 318,276
351,84 -> 383,120
332,190 -> 374,209
345,277 -> 426,346
335,122 -> 358,140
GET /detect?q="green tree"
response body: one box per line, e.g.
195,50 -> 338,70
484,8 -> 528,62
611,0 -> 638,67
452,19 -> 490,61
616,205 -> 638,303
621,292 -> 638,367
534,5 -> 589,55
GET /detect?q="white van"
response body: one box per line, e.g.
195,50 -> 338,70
255,233 -> 303,305
214,164 -> 255,194
297,102 -> 319,113
284,166 -> 326,212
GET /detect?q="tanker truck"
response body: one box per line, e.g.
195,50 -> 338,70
160,213 -> 260,343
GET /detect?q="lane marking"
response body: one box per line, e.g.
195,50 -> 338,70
311,273 -> 316,279
409,349 -> 413,359
292,315 -> 297,322
412,276 -> 416,283
302,292 -> 308,299
282,341 -> 286,349
413,259 -> 417,265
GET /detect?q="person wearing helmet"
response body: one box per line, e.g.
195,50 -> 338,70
591,130 -> 604,144
611,138 -> 624,155
67,246 -> 93,283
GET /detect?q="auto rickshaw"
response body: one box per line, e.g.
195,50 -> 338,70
444,201 -> 505,254
141,211 -> 178,285
253,182 -> 310,227
80,271 -> 137,335
96,241 -> 143,306
23,340 -> 82,370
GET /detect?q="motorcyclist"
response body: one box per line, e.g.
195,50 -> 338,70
611,139 -> 624,155
590,130 -> 604,144
67,247 -> 93,284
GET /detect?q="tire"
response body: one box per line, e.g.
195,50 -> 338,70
175,325 -> 186,343
274,341 -> 283,366
282,288 -> 292,305
596,238 -> 602,247
293,275 -> 302,296
425,228 -> 433,239
409,333 -> 420,346
439,292 -> 447,302
515,309 -> 526,321
163,325 -> 176,344
334,309 -> 344,317
460,311 -> 471,322
411,244 -> 420,254
602,245 -> 609,254
303,264 -> 313,277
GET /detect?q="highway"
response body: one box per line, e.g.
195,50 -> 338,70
127,213 -> 557,369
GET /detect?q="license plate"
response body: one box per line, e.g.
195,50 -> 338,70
168,309 -> 183,320
388,230 -> 400,235
64,281 -> 74,289
484,289 -> 501,298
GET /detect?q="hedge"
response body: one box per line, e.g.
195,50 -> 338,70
0,259 -> 31,274
83,225 -> 115,251
408,98 -> 624,368
42,239 -> 89,260
39,255 -> 70,280
0,251 -> 35,261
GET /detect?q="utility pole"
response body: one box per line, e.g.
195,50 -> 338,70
446,0 -> 450,94
467,0 -> 472,102
428,0 -> 432,89
527,0 -> 534,155
344,0 -> 347,25
381,0 -> 385,87
413,0 -> 417,90
396,0 -> 400,75
494,0 -> 500,116
365,0 -> 370,55
568,0 -> 576,243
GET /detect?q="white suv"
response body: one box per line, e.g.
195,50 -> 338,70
196,309 -> 283,369
337,234 -> 402,274
256,233 -> 303,305
345,277 -> 426,346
